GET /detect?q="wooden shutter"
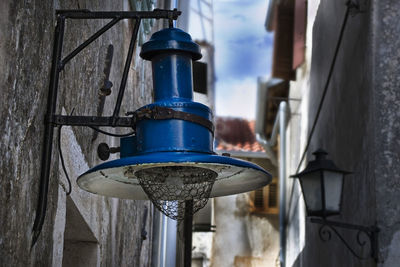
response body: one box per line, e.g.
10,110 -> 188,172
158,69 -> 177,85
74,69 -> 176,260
250,178 -> 279,214
272,1 -> 296,81
293,0 -> 307,69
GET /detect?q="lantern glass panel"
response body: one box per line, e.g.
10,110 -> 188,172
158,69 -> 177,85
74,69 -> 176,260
323,170 -> 343,213
300,171 -> 322,212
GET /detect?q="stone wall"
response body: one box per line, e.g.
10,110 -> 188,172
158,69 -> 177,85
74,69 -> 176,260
372,1 -> 400,265
0,0 -> 163,266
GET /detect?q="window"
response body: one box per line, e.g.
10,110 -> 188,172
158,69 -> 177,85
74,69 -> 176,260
250,177 -> 279,214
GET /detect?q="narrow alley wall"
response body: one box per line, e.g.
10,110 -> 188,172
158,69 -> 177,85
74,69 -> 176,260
286,0 -> 400,266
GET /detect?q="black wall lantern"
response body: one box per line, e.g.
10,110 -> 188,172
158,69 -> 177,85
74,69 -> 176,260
291,149 -> 379,262
291,149 -> 350,217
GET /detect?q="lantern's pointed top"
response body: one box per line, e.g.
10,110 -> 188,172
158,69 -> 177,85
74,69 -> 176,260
291,149 -> 352,178
313,148 -> 328,160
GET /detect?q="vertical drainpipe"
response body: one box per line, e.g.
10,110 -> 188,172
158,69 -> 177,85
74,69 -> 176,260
278,102 -> 287,267
151,210 -> 162,267
255,78 -> 287,267
151,209 -> 178,267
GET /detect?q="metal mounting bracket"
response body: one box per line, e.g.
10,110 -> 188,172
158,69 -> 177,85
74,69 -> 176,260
32,9 -> 181,248
310,217 -> 379,262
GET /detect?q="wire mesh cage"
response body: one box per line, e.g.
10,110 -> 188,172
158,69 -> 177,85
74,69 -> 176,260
136,166 -> 217,220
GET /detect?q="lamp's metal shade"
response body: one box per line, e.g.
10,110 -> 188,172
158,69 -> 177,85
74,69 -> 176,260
77,151 -> 271,199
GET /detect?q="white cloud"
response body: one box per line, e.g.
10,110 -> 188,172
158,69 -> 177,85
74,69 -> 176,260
215,77 -> 258,119
188,0 -> 273,120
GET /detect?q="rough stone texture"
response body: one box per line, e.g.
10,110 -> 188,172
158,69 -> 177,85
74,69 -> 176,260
0,0 -> 162,266
372,0 -> 400,265
0,1 -> 56,265
286,0 -> 400,266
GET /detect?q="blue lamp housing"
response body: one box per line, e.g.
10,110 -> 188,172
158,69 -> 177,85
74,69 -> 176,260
77,28 -> 272,200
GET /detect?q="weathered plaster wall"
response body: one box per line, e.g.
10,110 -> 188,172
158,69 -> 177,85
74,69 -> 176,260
286,0 -> 400,266
0,0 -> 161,266
1,1 -> 58,265
211,194 -> 279,267
303,2 -> 375,265
285,0 -> 319,265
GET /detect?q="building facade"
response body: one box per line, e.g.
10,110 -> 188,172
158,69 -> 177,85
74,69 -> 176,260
208,117 -> 279,267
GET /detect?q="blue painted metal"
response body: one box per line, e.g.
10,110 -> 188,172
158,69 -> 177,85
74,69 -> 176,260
120,136 -> 137,158
136,28 -> 213,154
141,28 -> 201,101
136,102 -> 213,154
83,151 -> 269,175
140,28 -> 202,60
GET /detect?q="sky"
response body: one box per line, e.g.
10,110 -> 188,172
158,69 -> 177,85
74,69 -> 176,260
188,0 -> 273,120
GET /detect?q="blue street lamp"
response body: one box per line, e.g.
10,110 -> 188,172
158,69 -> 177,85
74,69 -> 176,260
77,27 -> 272,219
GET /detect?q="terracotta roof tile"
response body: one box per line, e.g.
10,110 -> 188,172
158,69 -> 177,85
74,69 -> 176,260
215,117 -> 265,153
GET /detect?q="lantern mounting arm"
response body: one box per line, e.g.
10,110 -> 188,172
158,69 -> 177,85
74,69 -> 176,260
32,8 -> 182,248
47,106 -> 214,133
310,217 -> 379,262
